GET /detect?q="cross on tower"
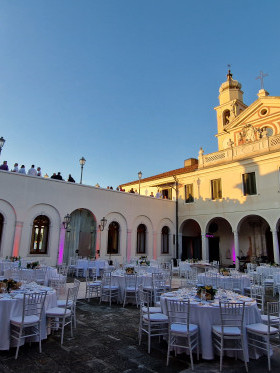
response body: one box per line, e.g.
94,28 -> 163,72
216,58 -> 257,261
256,71 -> 268,90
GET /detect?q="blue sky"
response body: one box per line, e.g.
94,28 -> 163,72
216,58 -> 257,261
0,1 -> 279,187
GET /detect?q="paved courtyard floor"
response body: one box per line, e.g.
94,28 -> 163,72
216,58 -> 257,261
0,279 -> 279,372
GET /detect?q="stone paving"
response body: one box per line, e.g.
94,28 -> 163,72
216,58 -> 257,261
0,280 -> 279,372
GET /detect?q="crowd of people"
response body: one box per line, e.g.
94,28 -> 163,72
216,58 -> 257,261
0,161 -> 168,198
0,161 -> 75,183
0,162 -> 42,176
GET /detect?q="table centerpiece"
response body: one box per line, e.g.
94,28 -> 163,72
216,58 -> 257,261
0,279 -> 22,293
138,256 -> 150,266
220,267 -> 230,276
125,266 -> 135,274
197,285 -> 217,301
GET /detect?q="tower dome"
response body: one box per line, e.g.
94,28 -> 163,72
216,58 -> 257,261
218,70 -> 244,105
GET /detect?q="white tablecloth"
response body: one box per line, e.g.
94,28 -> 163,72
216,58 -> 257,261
3,266 -> 58,286
0,287 -> 57,350
197,273 -> 251,293
74,259 -> 109,277
161,291 -> 261,361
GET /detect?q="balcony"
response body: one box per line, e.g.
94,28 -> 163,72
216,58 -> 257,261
198,134 -> 280,168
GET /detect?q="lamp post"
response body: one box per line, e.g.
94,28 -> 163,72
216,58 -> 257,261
0,137 -> 6,156
99,217 -> 107,262
79,156 -> 86,184
138,171 -> 142,194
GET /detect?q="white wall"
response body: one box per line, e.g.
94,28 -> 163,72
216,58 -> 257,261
0,171 -> 176,265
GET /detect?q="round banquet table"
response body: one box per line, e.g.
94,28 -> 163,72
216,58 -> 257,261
197,273 -> 251,293
3,266 -> 58,286
0,285 -> 57,350
160,290 -> 262,361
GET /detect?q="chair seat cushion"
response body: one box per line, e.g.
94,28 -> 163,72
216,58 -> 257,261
142,306 -> 161,313
88,282 -> 101,287
102,285 -> 119,290
212,325 -> 241,336
143,286 -> 153,290
246,323 -> 279,334
260,314 -> 280,324
46,307 -> 71,317
143,313 -> 168,322
125,286 -> 137,291
57,299 -> 73,307
10,315 -> 40,325
171,323 -> 198,335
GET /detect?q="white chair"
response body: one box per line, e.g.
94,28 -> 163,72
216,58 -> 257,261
247,302 -> 280,371
58,264 -> 69,277
50,277 -> 67,299
212,301 -> 248,372
46,286 -> 76,344
34,267 -> 47,285
165,299 -> 199,370
273,272 -> 280,296
123,273 -> 138,307
138,286 -> 168,354
100,272 -> 119,306
207,271 -> 218,288
85,270 -> 101,301
250,285 -> 265,313
10,291 -> 47,359
68,257 -> 77,276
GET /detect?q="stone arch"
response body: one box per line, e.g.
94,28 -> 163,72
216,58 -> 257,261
63,208 -> 97,264
237,214 -> 272,263
156,218 -> 175,258
180,219 -> 202,260
205,217 -> 234,266
0,199 -> 17,258
21,203 -> 61,265
131,215 -> 153,258
102,212 -> 128,259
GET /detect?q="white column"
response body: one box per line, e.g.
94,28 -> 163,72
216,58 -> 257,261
233,230 -> 240,270
153,231 -> 157,259
201,234 -> 209,262
271,229 -> 280,265
126,229 -> 132,262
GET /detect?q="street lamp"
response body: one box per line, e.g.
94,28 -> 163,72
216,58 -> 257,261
63,213 -> 71,230
98,216 -> 107,261
0,137 -> 6,155
79,156 -> 86,184
99,217 -> 107,232
138,171 -> 142,194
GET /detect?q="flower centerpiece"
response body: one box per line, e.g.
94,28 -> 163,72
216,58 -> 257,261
10,256 -> 20,262
27,261 -> 40,269
0,279 -> 22,293
197,285 -> 217,301
125,267 -> 135,274
220,267 -> 230,276
138,256 -> 150,266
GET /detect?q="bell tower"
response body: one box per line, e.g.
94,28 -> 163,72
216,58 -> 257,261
214,70 -> 247,150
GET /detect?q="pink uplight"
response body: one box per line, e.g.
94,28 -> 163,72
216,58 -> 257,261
58,230 -> 65,265
232,242 -> 236,262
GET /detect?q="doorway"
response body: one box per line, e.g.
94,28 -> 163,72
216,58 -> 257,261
63,209 -> 96,264
209,237 -> 220,262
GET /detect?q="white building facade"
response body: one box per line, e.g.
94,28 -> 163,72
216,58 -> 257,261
121,72 -> 280,269
0,171 -> 175,266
